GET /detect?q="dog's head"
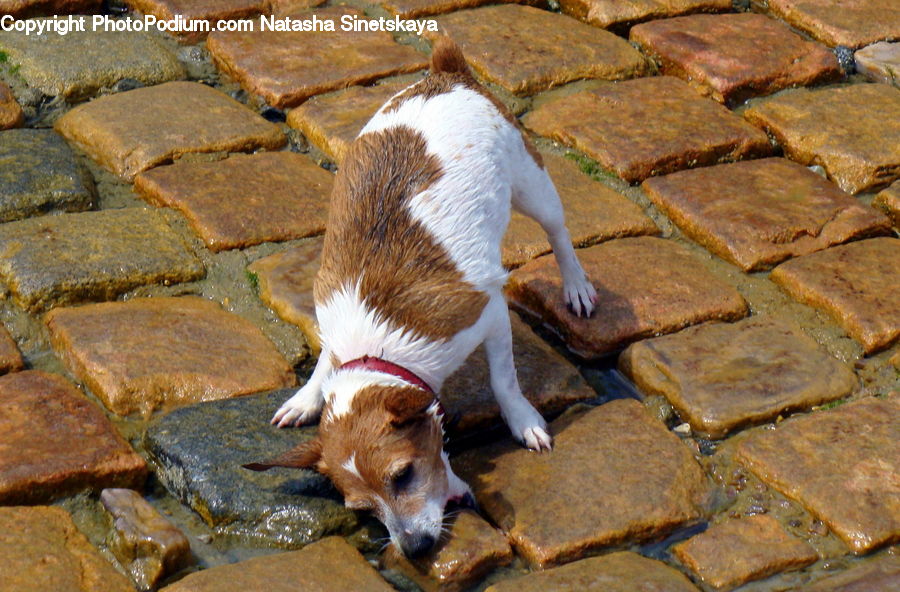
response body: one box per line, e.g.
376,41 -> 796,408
247,384 -> 457,558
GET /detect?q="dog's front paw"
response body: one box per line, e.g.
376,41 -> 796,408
505,408 -> 553,452
564,276 -> 597,318
271,386 -> 323,428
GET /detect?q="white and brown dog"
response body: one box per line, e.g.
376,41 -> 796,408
245,38 -> 596,558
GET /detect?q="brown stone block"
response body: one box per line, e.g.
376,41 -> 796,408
0,82 -> 24,130
0,208 -> 205,313
0,325 -> 24,375
641,157 -> 891,271
486,551 -> 700,591
249,238 -> 322,354
46,296 -> 297,417
286,82 -> 409,163
736,396 -> 900,554
743,84 -> 900,194
523,77 -> 772,183
101,488 -> 193,591
507,236 -> 748,358
619,315 -> 858,439
802,553 -> 900,591
455,399 -> 711,567
429,5 -> 646,96
770,237 -> 900,354
854,41 -> 900,87
630,13 -> 841,105
503,153 -> 657,268
268,0 -> 326,14
0,371 -> 148,504
874,182 -> 900,227
135,152 -> 332,252
383,511 -> 513,592
673,515 -> 818,590
54,81 -> 285,180
0,0 -> 100,17
442,313 -> 597,433
124,0 -> 268,43
381,0 -> 543,18
159,536 -> 394,592
559,0 -> 730,31
206,6 -> 427,109
0,506 -> 135,592
762,0 -> 900,49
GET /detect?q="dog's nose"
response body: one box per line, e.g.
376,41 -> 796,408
403,533 -> 436,559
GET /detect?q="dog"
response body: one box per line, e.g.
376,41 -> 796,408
244,37 -> 596,559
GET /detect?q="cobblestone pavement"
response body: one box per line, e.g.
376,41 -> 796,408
0,1 -> 898,591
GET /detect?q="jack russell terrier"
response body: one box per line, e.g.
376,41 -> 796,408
245,37 -> 596,559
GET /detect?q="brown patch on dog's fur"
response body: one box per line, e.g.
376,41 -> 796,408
382,36 -> 544,168
315,125 -> 489,341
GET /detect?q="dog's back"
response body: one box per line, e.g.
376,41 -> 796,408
314,39 -> 537,353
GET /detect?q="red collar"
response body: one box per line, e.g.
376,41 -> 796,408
340,356 -> 434,395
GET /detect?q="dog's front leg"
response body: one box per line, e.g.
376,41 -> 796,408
272,347 -> 332,428
484,304 -> 552,451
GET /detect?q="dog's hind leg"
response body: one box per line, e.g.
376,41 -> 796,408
272,347 -> 332,428
511,156 -> 596,317
484,298 -> 552,451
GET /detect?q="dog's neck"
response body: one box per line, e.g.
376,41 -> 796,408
340,356 -> 435,394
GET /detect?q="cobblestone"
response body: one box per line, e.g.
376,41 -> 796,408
454,399 -> 711,567
0,371 -> 148,504
0,325 -> 24,375
854,42 -> 900,86
507,236 -> 748,358
874,181 -> 900,226
802,553 -> 900,591
672,515 -> 819,590
207,6 -> 427,108
770,237 -> 900,354
641,157 -> 891,271
762,0 -> 900,48
630,13 -> 841,105
0,129 -> 94,224
504,152 -> 657,267
744,84 -> 900,194
0,208 -> 203,312
431,5 -> 646,96
135,152 -> 332,252
0,506 -> 135,592
286,82 -> 409,163
736,396 -> 900,554
46,296 -> 296,416
125,0 -> 269,43
54,81 -> 285,180
0,82 -> 24,129
383,510 -> 513,592
619,315 -> 858,438
159,537 -> 393,591
0,25 -> 184,99
559,0 -> 730,31
523,76 -> 772,183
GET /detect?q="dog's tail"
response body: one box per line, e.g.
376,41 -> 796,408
430,36 -> 471,76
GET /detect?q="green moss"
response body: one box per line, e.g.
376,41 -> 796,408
820,398 -> 848,410
564,151 -> 619,183
245,270 -> 259,294
0,51 -> 8,63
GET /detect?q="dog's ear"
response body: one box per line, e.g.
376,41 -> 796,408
384,386 -> 434,427
243,438 -> 322,472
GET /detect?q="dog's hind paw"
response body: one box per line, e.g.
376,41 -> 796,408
271,387 -> 323,428
564,276 -> 597,318
522,425 -> 553,452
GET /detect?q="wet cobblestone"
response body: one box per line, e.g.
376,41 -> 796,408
0,1 -> 897,591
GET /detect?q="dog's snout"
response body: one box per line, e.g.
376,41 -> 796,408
402,532 -> 436,559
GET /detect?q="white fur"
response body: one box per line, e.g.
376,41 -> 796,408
341,453 -> 361,480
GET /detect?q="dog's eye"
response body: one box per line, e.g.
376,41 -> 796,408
391,464 -> 414,491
